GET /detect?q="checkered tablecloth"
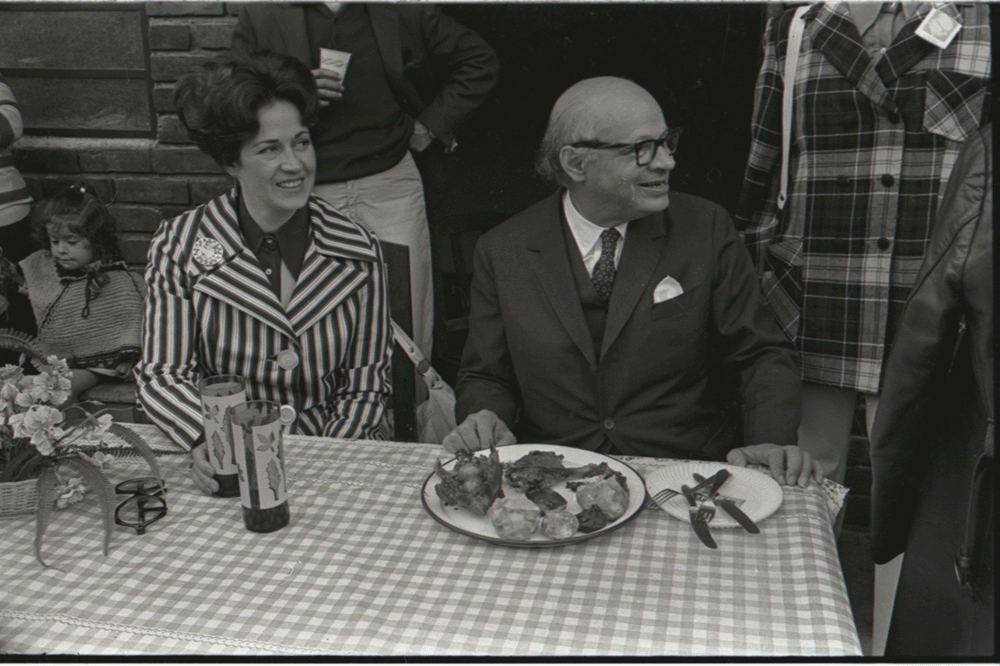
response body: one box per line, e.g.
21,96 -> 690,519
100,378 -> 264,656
0,425 -> 861,656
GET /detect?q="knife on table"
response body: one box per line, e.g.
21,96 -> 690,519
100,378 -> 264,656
681,484 -> 717,549
693,472 -> 760,534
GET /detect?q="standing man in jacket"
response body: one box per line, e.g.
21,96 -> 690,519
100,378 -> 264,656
869,124 -> 992,656
736,3 -> 991,486
232,3 -> 499,360
445,77 -> 820,487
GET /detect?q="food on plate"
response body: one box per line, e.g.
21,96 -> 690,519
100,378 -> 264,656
541,509 -> 579,539
489,497 -> 541,541
576,505 -> 611,533
574,477 -> 629,520
433,441 -> 504,515
505,450 -> 615,491
525,485 -> 567,514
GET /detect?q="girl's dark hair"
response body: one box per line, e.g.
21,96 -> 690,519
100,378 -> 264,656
173,49 -> 318,168
31,183 -> 122,264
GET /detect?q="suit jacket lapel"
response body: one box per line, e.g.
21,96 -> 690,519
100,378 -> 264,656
367,5 -> 423,115
601,212 -> 666,359
528,194 -> 598,373
810,4 -> 898,114
190,193 -> 297,339
275,4 -> 314,67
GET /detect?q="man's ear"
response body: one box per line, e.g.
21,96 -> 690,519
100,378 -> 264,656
558,145 -> 588,183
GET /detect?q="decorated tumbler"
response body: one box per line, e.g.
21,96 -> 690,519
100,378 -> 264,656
198,374 -> 246,498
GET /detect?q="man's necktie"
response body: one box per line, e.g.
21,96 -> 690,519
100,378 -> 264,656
591,227 -> 620,303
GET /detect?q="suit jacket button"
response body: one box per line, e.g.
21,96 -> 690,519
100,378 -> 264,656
603,418 -> 614,430
881,174 -> 895,187
886,110 -> 901,124
877,237 -> 891,251
277,349 -> 300,370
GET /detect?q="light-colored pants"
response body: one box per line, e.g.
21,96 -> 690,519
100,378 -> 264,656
797,382 -> 879,484
313,152 -> 434,362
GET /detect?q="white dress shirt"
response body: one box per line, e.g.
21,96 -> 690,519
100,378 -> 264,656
562,191 -> 628,276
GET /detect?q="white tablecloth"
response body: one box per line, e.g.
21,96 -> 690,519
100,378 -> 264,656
0,424 -> 861,656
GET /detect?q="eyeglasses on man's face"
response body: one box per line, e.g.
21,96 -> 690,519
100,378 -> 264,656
571,128 -> 682,167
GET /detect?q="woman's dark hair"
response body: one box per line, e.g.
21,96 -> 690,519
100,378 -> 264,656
173,49 -> 318,168
31,183 -> 122,264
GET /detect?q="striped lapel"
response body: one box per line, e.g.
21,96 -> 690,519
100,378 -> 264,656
810,4 -> 897,114
189,192 -> 297,339
285,198 -> 379,336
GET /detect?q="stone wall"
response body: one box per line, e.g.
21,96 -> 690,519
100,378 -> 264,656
11,2 -> 240,265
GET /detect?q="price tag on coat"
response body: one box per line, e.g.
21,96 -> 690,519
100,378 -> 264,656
915,8 -> 961,49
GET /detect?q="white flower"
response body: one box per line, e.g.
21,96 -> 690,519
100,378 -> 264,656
0,382 -> 21,415
15,370 -> 71,408
82,450 -> 114,470
8,405 -> 65,456
55,476 -> 87,508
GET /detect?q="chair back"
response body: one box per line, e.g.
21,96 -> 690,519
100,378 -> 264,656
380,241 -> 417,441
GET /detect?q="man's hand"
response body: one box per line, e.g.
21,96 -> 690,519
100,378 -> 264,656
442,409 -> 516,453
409,119 -> 435,153
726,443 -> 824,487
311,68 -> 345,105
190,442 -> 219,495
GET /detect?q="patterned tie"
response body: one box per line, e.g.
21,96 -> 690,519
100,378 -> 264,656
591,227 -> 621,303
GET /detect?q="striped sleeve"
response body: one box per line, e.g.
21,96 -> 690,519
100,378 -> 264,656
135,213 -> 204,451
0,74 -> 23,150
321,237 -> 393,440
734,14 -> 786,266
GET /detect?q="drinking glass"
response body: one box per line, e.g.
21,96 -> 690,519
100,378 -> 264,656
198,374 -> 246,498
230,400 -> 291,533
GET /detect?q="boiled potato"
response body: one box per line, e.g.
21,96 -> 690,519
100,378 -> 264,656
541,509 -> 579,539
575,477 -> 629,520
489,497 -> 541,541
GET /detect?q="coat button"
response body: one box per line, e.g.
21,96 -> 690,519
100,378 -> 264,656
279,405 -> 297,426
886,110 -> 900,124
603,418 -> 614,430
881,174 -> 895,187
277,349 -> 300,370
877,237 -> 891,250
836,175 -> 851,187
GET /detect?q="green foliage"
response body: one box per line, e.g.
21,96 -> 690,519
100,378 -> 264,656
107,423 -> 164,488
34,467 -> 57,568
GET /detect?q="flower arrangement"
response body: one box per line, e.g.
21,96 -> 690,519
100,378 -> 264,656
1,328 -> 162,566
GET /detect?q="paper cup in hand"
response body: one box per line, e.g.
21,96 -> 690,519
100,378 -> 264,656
319,48 -> 351,80
199,375 -> 246,498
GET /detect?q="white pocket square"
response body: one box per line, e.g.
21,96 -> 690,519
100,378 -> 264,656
653,276 -> 684,303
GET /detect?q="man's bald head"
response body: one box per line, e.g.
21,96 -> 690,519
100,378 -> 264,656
535,77 -> 663,185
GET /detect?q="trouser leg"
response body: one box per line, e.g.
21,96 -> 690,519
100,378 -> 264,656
797,382 -> 857,484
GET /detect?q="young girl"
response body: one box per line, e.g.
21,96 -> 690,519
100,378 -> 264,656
19,183 -> 146,406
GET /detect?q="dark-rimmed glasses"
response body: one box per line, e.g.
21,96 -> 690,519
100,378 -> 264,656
571,128 -> 682,167
114,477 -> 168,535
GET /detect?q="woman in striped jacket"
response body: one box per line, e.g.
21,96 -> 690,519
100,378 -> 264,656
137,51 -> 392,495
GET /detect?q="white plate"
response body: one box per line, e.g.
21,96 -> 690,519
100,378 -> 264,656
644,462 -> 783,527
421,444 -> 646,547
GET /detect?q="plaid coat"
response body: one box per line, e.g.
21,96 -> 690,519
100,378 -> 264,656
735,2 -> 991,394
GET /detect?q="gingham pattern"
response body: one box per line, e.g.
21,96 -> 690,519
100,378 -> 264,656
735,2 -> 991,394
0,425 -> 861,656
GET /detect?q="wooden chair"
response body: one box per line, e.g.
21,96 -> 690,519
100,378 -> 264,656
380,241 -> 418,442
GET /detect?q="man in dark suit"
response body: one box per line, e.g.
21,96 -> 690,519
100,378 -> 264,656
446,77 -> 820,486
232,3 -> 499,360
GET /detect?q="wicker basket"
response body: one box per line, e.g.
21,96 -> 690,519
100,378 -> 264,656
0,478 -> 43,517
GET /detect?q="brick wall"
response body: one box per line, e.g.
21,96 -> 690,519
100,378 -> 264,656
11,2 -> 241,265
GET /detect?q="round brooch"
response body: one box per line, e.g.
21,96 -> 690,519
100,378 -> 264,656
192,237 -> 225,268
